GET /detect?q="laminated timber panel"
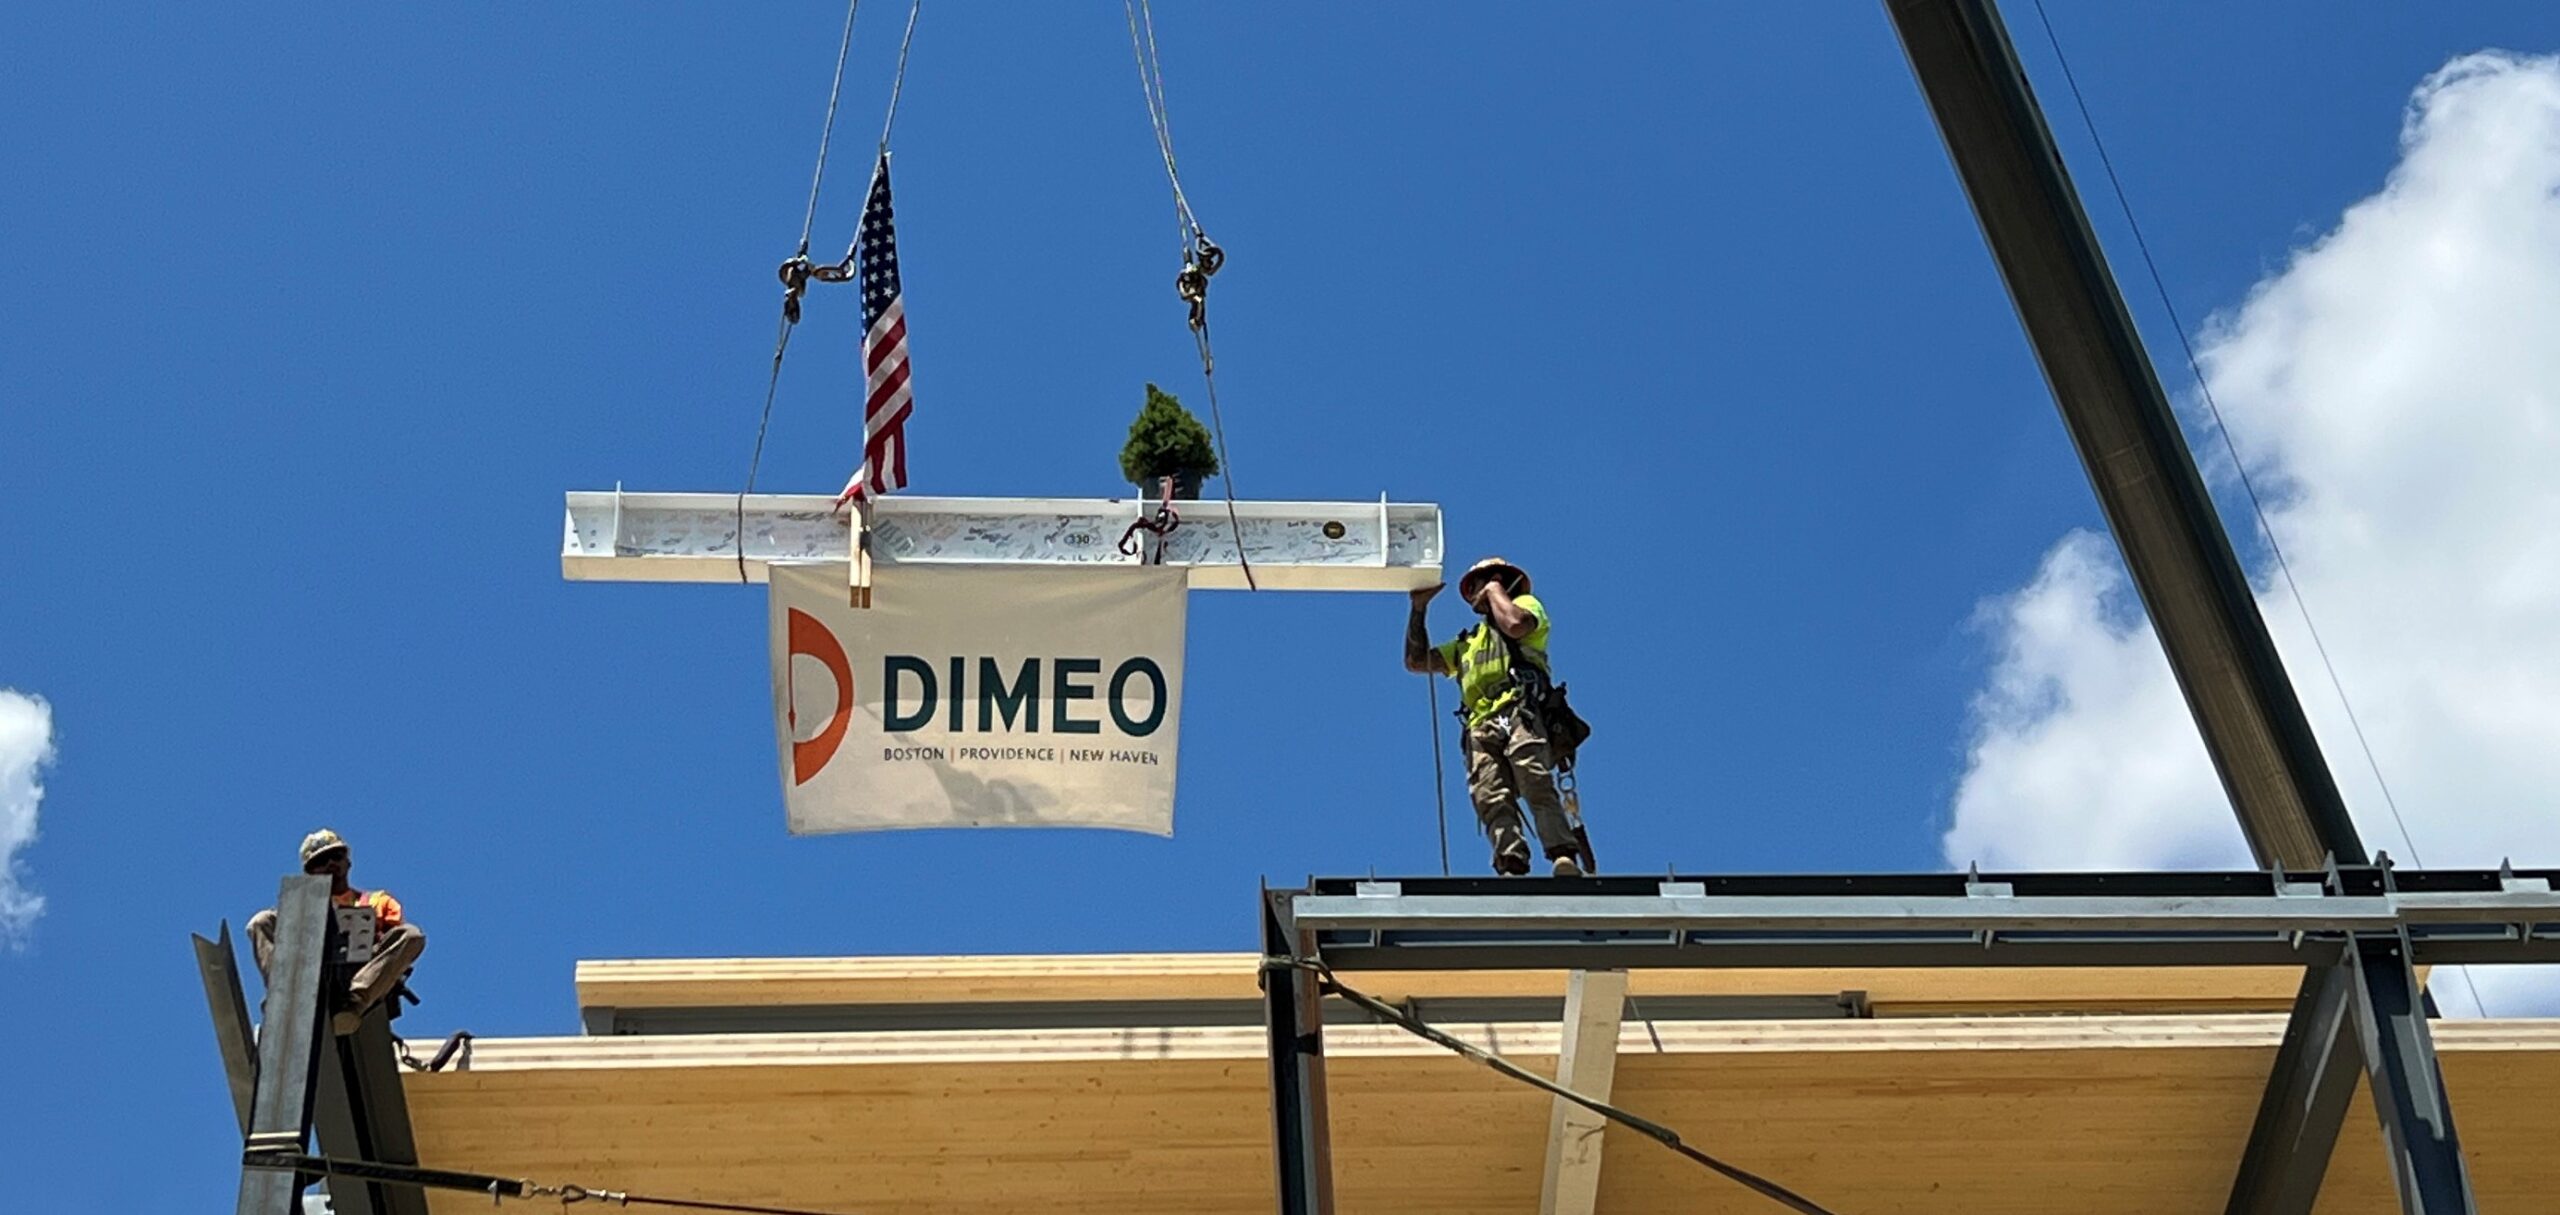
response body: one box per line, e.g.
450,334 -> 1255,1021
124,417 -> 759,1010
405,1018 -> 2560,1215
573,954 -> 2305,1016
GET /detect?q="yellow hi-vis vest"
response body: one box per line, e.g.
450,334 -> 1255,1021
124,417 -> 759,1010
1435,594 -> 1551,727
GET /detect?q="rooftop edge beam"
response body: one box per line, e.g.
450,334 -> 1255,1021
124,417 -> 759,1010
1292,892 -> 2443,934
1304,867 -> 2560,899
1883,0 -> 2361,871
1284,872 -> 2560,973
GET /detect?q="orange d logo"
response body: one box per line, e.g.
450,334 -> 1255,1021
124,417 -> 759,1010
787,608 -> 854,785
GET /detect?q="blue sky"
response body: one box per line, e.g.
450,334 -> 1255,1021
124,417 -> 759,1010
6,3 -> 2560,1206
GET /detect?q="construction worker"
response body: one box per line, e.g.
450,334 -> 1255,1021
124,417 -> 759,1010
1404,557 -> 1588,876
247,829 -> 426,1033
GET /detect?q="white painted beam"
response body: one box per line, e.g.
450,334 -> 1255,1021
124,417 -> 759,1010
560,491 -> 1443,591
1540,968 -> 1628,1215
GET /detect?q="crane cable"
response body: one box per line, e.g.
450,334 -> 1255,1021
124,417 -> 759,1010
2024,1 -> 2489,1019
735,0 -> 925,583
810,0 -> 925,282
872,3 -> 922,170
1122,0 -> 1257,590
811,0 -> 923,282
1275,958 -> 1846,1215
738,0 -> 866,584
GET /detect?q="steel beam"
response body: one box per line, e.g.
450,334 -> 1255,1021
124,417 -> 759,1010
1883,0 -> 2360,871
1312,937 -> 2344,973
2224,961 -> 2363,1215
1539,970 -> 1627,1215
562,491 -> 1444,592
238,876 -> 331,1215
1292,872 -> 2560,973
1263,891 -> 1334,1215
2346,934 -> 2478,1214
1291,891 -> 2427,934
195,922 -> 259,1133
1302,866 -> 2560,900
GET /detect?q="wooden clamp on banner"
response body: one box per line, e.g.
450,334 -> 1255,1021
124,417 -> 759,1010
848,498 -> 875,610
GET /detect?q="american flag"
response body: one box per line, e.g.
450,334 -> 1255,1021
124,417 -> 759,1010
838,153 -> 913,505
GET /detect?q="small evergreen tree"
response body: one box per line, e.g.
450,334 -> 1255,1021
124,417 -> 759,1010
1118,383 -> 1221,485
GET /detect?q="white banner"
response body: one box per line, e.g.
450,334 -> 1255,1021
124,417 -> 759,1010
768,563 -> 1188,835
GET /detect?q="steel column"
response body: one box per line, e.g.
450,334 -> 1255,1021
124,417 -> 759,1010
194,922 -> 260,1133
2346,934 -> 2477,1214
2224,962 -> 2363,1215
1263,891 -> 1334,1215
311,1008 -> 434,1215
237,876 -> 331,1215
1882,0 -> 2360,869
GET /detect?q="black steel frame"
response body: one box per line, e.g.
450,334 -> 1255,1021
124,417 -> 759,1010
1880,0 -> 2438,1209
203,876 -> 433,1215
1883,0 -> 2362,868
1261,866 -> 2559,1215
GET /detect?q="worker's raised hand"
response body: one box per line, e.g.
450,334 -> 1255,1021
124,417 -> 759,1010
1408,582 -> 1444,608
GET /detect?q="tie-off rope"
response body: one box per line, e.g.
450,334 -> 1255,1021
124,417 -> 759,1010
2025,0 -> 2488,1019
1278,959 -> 1845,1215
1427,675 -> 1452,875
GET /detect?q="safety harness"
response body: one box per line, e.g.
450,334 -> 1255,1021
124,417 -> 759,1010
1450,616 -> 1598,871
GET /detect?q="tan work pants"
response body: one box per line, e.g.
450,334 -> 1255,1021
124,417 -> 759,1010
1462,708 -> 1577,870
247,908 -> 427,1014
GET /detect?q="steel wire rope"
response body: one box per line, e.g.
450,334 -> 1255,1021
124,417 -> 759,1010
1282,960 -> 1845,1215
873,0 -> 922,163
822,0 -> 923,279
2025,0 -> 2489,1018
1188,324 -> 1258,589
1121,0 -> 1257,589
243,1152 -> 865,1215
738,0 -> 866,583
1122,0 -> 1200,245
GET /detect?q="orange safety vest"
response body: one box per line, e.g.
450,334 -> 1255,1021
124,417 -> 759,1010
334,887 -> 403,930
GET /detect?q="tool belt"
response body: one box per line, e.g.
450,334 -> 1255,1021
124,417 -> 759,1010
1499,634 -> 1591,773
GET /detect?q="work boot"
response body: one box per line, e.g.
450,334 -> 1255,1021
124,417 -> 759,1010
1492,850 -> 1532,876
1550,856 -> 1583,878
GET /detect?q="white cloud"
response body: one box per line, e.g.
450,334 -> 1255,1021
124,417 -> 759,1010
0,689 -> 55,944
1948,53 -> 2560,1015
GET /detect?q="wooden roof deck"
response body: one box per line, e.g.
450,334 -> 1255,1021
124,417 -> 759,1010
398,956 -> 2556,1215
